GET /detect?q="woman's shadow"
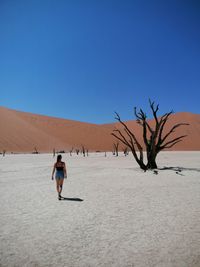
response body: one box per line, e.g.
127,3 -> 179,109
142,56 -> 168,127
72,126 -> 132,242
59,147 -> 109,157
60,196 -> 84,202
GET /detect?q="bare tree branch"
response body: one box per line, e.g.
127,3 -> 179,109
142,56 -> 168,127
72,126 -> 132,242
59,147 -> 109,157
114,125 -> 137,150
160,135 -> 187,150
134,107 -> 146,121
112,115 -> 143,163
160,111 -> 173,122
157,111 -> 173,146
113,130 -> 130,146
134,107 -> 154,134
112,131 -> 130,148
161,123 -> 189,145
114,112 -> 143,151
111,132 -> 141,163
160,139 -> 183,149
149,99 -> 159,124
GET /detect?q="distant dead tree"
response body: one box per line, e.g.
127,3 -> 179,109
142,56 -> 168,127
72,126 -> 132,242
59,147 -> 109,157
69,147 -> 74,156
75,149 -> 80,155
123,147 -> 129,156
113,142 -> 119,156
33,147 -> 39,154
111,100 -> 189,170
81,145 -> 86,157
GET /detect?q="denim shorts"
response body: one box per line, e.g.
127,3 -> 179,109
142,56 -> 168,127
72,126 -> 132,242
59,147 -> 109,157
55,170 -> 64,180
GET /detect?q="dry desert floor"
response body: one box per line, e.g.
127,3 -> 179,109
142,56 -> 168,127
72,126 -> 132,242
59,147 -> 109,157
0,152 -> 200,267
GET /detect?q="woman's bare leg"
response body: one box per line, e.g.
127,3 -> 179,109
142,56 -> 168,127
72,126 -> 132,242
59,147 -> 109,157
56,179 -> 60,197
59,179 -> 64,196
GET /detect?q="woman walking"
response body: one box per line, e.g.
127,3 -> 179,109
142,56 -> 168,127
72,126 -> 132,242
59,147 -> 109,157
52,154 -> 67,200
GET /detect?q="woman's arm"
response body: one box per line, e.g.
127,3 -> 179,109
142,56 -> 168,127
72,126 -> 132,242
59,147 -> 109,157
52,163 -> 56,180
64,163 -> 67,178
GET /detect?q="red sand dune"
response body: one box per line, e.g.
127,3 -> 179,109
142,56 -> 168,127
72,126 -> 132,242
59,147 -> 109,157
0,106 -> 200,153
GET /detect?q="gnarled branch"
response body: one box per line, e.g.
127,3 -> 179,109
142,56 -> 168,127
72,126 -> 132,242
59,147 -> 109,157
160,135 -> 187,150
161,123 -> 189,145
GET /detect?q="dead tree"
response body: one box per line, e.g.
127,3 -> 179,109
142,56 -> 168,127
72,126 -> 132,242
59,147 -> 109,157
69,147 -> 74,156
33,147 -> 39,154
75,149 -> 80,155
81,145 -> 86,157
123,147 -> 129,156
111,100 -> 189,170
113,142 -> 119,156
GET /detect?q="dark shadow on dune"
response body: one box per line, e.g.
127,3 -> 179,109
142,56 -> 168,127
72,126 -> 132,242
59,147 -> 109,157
158,166 -> 200,173
60,196 -> 84,202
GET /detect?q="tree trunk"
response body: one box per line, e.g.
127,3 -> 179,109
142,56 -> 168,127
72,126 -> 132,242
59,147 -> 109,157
147,154 -> 158,169
130,150 -> 147,171
139,162 -> 148,171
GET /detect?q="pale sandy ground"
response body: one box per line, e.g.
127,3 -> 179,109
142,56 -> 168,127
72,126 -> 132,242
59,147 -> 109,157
0,152 -> 200,267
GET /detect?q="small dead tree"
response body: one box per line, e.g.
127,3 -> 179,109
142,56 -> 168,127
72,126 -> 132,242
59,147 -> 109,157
112,100 -> 189,170
69,147 -> 74,156
33,147 -> 39,154
123,147 -> 129,156
81,145 -> 86,157
113,142 -> 119,156
75,149 -> 80,155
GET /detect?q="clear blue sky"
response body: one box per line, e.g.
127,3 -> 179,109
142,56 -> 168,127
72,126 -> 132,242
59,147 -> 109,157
1,0 -> 200,123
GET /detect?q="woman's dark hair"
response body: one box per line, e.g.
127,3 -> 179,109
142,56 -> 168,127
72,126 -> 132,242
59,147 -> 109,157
57,154 -> 62,162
